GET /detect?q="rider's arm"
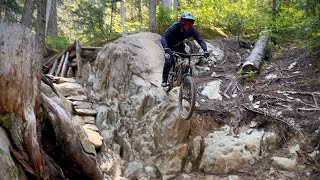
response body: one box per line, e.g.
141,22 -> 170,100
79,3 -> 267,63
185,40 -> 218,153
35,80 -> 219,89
161,23 -> 179,49
191,28 -> 208,52
161,27 -> 173,49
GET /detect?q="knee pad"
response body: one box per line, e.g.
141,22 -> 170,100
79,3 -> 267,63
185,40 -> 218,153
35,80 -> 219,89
165,52 -> 171,60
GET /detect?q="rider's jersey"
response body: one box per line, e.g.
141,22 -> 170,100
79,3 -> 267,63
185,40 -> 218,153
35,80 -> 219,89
160,22 -> 208,51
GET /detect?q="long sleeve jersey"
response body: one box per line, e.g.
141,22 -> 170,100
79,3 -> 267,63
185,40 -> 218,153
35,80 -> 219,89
160,22 -> 208,51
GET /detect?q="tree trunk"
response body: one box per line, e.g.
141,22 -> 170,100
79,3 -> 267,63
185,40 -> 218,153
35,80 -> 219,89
241,35 -> 269,71
46,0 -> 58,35
162,0 -> 172,9
20,0 -> 35,28
149,0 -> 157,32
110,0 -> 116,32
0,23 -> 45,179
174,0 -> 179,20
137,0 -> 143,25
120,0 -> 125,32
0,22 -> 103,180
36,0 -> 47,56
272,0 -> 278,15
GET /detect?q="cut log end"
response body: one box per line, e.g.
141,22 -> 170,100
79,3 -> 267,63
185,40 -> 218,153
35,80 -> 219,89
242,64 -> 259,72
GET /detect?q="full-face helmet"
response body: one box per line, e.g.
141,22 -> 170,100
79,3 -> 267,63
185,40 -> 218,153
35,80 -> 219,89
179,12 -> 195,29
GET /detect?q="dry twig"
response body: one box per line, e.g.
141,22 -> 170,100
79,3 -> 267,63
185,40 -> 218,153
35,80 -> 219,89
223,81 -> 233,99
242,104 -> 303,136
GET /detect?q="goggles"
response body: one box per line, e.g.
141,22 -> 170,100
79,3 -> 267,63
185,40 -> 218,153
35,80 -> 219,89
184,21 -> 193,29
180,19 -> 194,29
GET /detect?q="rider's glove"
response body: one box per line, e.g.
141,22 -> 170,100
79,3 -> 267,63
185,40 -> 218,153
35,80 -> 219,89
203,51 -> 210,58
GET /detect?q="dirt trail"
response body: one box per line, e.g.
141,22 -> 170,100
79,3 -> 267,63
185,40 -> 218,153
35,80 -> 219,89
189,36 -> 320,179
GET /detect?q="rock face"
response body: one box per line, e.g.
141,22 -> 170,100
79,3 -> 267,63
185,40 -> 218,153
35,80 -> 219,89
81,32 -> 192,177
199,126 -> 265,174
41,79 -> 104,150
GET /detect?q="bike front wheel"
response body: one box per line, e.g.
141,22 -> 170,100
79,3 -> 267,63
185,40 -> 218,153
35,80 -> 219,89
178,75 -> 196,120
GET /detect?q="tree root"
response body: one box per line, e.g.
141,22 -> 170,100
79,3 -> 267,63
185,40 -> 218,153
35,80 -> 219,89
241,104 -> 304,139
41,93 -> 103,179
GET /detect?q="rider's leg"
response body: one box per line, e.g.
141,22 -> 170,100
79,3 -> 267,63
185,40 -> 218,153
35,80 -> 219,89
161,53 -> 173,87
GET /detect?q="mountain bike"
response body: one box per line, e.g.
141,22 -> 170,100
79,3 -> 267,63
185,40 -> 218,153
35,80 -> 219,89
163,51 -> 205,120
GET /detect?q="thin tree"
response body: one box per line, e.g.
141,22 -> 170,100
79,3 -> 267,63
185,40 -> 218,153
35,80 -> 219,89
162,0 -> 172,9
149,0 -> 156,32
36,0 -> 47,56
137,0 -> 143,25
20,0 -> 35,28
110,0 -> 116,31
121,0 -> 125,32
46,0 -> 58,35
174,0 -> 179,20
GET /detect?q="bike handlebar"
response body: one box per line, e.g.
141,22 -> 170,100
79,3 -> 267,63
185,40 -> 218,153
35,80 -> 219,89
172,51 -> 205,58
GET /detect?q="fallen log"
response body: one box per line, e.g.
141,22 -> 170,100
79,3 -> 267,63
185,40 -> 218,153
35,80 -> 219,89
241,35 -> 269,72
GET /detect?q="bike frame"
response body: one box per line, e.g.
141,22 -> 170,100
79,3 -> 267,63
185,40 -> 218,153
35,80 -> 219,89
163,51 -> 205,119
170,51 -> 204,87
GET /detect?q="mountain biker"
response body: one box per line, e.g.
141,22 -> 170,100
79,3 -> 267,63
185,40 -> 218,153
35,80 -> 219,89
160,12 -> 210,87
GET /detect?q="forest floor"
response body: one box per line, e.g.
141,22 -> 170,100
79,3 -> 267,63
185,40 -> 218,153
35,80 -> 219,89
187,36 -> 320,179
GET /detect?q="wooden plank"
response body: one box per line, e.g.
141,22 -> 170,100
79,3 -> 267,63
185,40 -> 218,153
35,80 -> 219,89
60,51 -> 69,77
43,41 -> 76,68
75,40 -> 82,79
81,46 -> 103,50
49,58 -> 58,75
55,54 -> 65,76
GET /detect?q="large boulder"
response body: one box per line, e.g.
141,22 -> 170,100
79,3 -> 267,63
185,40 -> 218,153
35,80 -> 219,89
84,32 -> 192,176
199,126 -> 265,174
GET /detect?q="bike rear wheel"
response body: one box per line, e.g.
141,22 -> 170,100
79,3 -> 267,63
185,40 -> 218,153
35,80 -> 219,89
178,75 -> 196,120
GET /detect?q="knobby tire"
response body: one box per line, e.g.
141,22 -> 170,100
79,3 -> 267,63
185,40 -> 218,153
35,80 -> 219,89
178,75 -> 196,120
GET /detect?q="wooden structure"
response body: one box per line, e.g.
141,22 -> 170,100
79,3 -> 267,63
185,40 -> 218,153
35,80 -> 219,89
43,41 -> 102,79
